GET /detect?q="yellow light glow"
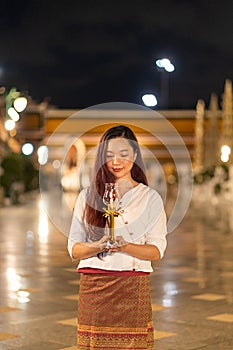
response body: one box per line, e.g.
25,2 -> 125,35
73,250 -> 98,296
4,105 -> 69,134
5,119 -> 15,131
17,290 -> 30,298
6,267 -> 21,292
221,153 -> 229,162
9,129 -> 17,137
221,145 -> 231,155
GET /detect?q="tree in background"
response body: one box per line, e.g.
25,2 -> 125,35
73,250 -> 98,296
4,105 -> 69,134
0,152 -> 38,202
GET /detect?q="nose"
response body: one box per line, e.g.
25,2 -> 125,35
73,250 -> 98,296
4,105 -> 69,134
112,155 -> 120,164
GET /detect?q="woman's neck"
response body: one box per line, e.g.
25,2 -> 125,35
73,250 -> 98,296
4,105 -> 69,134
116,179 -> 139,197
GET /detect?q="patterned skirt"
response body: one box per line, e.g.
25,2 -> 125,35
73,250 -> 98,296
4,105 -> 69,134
77,273 -> 154,349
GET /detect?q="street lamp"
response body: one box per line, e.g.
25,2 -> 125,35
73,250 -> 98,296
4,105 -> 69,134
155,58 -> 175,108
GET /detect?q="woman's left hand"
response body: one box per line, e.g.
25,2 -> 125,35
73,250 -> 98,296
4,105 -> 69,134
108,236 -> 161,261
108,236 -> 128,252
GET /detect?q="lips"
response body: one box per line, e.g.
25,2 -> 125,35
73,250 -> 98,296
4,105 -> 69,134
112,168 -> 123,172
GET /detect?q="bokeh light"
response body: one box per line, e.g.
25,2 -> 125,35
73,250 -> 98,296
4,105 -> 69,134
38,145 -> 48,165
22,143 -> 34,156
5,119 -> 15,131
13,96 -> 28,112
142,94 -> 157,107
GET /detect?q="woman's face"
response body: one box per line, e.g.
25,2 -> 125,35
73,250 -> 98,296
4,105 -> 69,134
106,137 -> 136,181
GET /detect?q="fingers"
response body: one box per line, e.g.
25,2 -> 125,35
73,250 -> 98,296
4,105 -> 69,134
99,235 -> 111,252
99,235 -> 108,244
115,236 -> 127,246
98,235 -> 127,253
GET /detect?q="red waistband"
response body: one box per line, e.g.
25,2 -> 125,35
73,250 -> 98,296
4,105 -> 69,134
77,267 -> 149,276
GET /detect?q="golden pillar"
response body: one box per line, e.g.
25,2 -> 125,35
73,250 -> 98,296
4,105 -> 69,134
194,99 -> 205,173
221,79 -> 233,163
205,93 -> 219,167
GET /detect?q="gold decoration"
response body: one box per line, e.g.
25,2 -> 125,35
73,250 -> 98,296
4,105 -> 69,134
103,183 -> 120,245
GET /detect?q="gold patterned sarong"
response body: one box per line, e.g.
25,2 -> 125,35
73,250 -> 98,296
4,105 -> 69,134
77,273 -> 154,349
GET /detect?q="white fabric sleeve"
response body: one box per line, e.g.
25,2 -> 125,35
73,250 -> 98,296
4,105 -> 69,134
145,191 -> 167,258
67,189 -> 88,259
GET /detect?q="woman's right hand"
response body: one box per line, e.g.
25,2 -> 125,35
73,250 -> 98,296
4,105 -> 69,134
72,234 -> 109,260
84,235 -> 109,252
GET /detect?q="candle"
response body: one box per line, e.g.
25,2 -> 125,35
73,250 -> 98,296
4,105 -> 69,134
103,183 -> 119,245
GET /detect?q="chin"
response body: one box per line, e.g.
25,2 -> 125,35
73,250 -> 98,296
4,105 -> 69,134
113,173 -> 124,178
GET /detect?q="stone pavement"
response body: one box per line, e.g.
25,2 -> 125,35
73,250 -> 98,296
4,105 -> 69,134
0,192 -> 232,349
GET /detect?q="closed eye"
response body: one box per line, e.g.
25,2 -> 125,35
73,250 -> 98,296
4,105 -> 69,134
106,154 -> 114,159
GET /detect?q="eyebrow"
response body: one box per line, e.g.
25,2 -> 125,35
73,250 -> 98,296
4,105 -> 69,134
106,149 -> 129,153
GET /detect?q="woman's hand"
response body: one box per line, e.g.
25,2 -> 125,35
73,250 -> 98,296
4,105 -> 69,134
72,235 -> 109,260
109,235 -> 161,261
108,236 -> 128,252
88,235 -> 109,250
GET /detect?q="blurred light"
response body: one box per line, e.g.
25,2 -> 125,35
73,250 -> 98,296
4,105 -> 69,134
0,86 -> 5,94
38,201 -> 49,244
221,145 -> 231,155
9,129 -> 17,137
52,159 -> 61,169
17,290 -> 30,298
8,107 -> 20,121
38,145 -> 48,165
16,292 -> 30,303
221,144 -> 231,163
6,267 -> 21,292
14,96 -> 27,112
142,94 -> 157,107
38,216 -> 49,244
160,58 -> 170,67
163,281 -> 179,295
161,281 -> 178,306
166,63 -> 175,72
167,174 -> 176,184
7,267 -> 19,280
18,297 -> 30,303
26,230 -> 34,248
156,58 -> 175,72
221,153 -> 229,163
162,298 -> 174,307
155,59 -> 163,68
5,119 -> 15,131
22,143 -> 34,156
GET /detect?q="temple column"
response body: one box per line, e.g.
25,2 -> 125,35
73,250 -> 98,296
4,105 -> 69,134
194,99 -> 205,173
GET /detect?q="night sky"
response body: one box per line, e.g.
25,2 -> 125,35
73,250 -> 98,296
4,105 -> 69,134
0,0 -> 232,109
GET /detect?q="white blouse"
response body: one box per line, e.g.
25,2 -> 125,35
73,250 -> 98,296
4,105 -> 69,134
68,183 -> 167,272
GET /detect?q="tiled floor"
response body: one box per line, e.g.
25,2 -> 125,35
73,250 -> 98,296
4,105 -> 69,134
0,191 -> 232,349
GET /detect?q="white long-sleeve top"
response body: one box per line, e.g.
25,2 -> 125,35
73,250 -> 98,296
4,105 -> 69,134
68,183 -> 167,272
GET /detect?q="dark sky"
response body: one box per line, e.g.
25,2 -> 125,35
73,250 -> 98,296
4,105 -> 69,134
0,0 -> 232,109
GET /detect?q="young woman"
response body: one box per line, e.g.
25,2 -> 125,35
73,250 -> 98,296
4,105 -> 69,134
68,125 -> 167,349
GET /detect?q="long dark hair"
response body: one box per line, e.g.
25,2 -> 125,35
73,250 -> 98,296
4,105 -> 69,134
83,125 -> 148,241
